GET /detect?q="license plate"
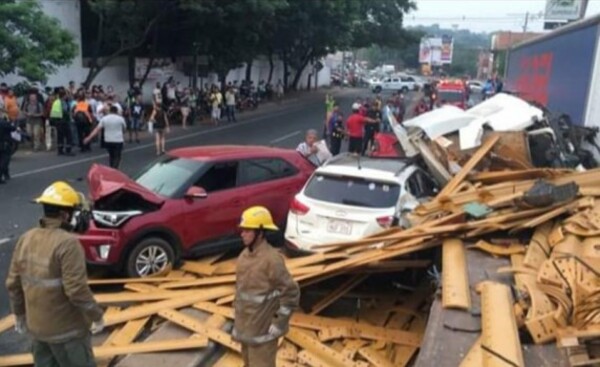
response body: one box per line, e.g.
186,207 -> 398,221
327,219 -> 352,235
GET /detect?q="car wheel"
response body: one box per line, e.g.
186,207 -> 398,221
402,87 -> 409,93
126,237 -> 175,278
374,86 -> 382,94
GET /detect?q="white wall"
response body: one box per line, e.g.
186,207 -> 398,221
1,0 -> 330,97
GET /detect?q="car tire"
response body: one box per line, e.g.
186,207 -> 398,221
374,86 -> 382,94
401,87 -> 409,93
125,237 -> 175,278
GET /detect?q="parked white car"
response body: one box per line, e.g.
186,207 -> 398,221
284,154 -> 438,253
371,75 -> 417,93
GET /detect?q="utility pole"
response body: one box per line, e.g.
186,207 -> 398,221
523,11 -> 530,32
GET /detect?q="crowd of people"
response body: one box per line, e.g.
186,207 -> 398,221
0,77 -> 287,184
296,92 -> 407,164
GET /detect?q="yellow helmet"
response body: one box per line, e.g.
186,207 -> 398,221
35,181 -> 81,208
239,206 -> 279,231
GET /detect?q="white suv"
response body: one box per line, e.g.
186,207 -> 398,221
284,154 -> 438,253
371,75 -> 417,93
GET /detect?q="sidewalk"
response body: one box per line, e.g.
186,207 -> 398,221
12,88 -> 334,161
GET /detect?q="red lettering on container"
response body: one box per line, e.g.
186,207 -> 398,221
515,52 -> 553,106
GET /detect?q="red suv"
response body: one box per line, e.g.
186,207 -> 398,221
81,145 -> 315,277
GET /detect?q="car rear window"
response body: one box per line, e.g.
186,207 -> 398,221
304,174 -> 400,208
438,90 -> 464,103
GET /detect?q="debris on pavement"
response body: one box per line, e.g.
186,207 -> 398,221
1,106 -> 600,366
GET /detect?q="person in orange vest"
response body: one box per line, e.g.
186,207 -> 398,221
72,92 -> 94,152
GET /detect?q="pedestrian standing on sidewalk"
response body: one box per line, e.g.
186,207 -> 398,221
276,79 -> 284,104
210,87 -> 221,125
0,118 -> 15,184
149,102 -> 170,156
73,92 -> 94,153
363,100 -> 382,155
225,87 -> 237,122
327,105 -> 344,156
180,88 -> 191,129
23,93 -> 45,151
84,105 -> 126,169
233,206 -> 300,367
346,103 -> 379,155
128,94 -> 143,143
6,181 -> 105,366
4,89 -> 20,122
51,89 -> 74,156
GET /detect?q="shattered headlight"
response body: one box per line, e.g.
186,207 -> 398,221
92,210 -> 143,228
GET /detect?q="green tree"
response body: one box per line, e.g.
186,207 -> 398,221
82,0 -> 179,87
0,0 -> 77,83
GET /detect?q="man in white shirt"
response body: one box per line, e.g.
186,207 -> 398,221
225,87 -> 237,122
296,129 -> 332,166
84,105 -> 126,169
153,82 -> 163,107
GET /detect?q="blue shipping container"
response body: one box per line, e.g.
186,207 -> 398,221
505,23 -> 599,126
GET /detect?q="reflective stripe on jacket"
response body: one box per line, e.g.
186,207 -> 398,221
233,240 -> 300,345
6,217 -> 104,343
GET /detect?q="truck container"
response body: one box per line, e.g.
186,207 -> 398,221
504,14 -> 600,127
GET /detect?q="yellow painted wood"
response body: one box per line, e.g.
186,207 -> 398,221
103,286 -> 234,326
157,308 -> 241,352
286,328 -> 358,367
213,351 -> 244,367
442,239 -> 471,310
0,314 -> 16,334
88,277 -> 192,285
124,283 -> 160,293
459,337 -> 483,367
480,282 -> 524,367
358,346 -> 396,367
467,240 -> 526,257
310,274 -> 368,315
95,289 -> 203,304
0,338 -> 207,367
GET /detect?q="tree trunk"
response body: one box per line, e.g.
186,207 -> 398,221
245,60 -> 253,82
267,52 -> 274,84
83,65 -> 101,89
291,58 -> 311,90
219,71 -> 227,91
282,52 -> 289,91
127,51 -> 136,88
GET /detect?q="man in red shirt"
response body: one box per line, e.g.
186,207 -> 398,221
346,103 -> 379,155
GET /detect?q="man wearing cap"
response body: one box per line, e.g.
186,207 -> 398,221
6,181 -> 104,367
233,206 -> 300,367
346,103 -> 379,155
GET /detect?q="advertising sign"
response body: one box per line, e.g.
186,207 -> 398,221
419,39 -> 432,64
544,0 -> 586,21
440,35 -> 454,64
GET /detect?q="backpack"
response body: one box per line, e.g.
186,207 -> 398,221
74,110 -> 89,124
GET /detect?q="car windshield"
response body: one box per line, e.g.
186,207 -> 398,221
304,174 -> 400,208
438,90 -> 464,103
135,156 -> 204,198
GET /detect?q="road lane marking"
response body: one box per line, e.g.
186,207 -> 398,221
270,130 -> 301,145
11,103 -> 314,179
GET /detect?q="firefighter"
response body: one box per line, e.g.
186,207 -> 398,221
6,181 -> 104,367
232,206 -> 300,367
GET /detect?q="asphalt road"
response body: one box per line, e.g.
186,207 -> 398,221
0,87 -> 419,355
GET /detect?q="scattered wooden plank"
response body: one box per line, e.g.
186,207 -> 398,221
0,314 -> 16,334
310,274 -> 368,315
0,338 -> 208,367
442,239 -> 471,310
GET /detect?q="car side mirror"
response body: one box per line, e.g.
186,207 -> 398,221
185,186 -> 208,199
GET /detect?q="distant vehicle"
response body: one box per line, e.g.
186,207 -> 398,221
81,146 -> 316,277
436,79 -> 468,110
467,80 -> 483,94
371,75 -> 418,93
284,154 -> 438,253
382,64 -> 396,73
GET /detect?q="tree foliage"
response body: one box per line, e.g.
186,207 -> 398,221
0,0 -> 77,82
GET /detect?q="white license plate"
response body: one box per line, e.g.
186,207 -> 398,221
326,219 -> 352,235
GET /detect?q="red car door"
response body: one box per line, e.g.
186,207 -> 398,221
180,161 -> 246,247
237,157 -> 305,226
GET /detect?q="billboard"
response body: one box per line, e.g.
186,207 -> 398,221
419,36 -> 453,65
544,0 -> 587,21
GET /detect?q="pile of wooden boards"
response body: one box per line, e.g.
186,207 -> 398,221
1,136 -> 600,366
0,249 -> 432,367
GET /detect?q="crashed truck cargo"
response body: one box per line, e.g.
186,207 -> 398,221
390,93 -> 600,186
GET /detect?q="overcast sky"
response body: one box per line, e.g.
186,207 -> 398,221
404,0 -> 600,33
